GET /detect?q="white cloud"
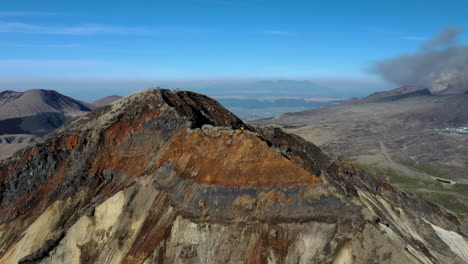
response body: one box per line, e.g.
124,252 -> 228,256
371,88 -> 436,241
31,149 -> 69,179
0,59 -> 108,68
360,26 -> 388,34
400,36 -> 427,41
0,22 -> 152,35
0,11 -> 61,17
263,30 -> 294,35
0,42 -> 80,48
361,26 -> 428,42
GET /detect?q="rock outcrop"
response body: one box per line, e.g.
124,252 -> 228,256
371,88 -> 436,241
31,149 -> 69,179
0,89 -> 466,264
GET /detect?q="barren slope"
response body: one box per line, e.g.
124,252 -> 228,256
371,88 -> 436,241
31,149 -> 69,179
0,89 -> 93,160
254,93 -> 468,214
91,95 -> 123,108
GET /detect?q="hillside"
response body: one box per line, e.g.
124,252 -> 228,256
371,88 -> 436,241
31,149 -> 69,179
346,86 -> 429,104
0,89 -> 466,263
0,90 -> 123,161
254,91 -> 468,214
0,89 -> 91,136
91,95 -> 123,108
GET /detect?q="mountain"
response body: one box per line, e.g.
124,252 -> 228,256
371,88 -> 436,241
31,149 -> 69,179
0,89 -> 93,160
254,88 -> 468,214
91,95 -> 123,108
0,89 -> 92,161
346,86 -> 429,104
0,89 -> 466,264
0,89 -> 91,136
0,90 -> 125,161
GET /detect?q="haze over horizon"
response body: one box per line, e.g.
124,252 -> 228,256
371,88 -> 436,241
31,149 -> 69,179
1,0 -> 467,100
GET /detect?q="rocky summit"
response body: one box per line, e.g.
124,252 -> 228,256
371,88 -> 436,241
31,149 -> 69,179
0,89 -> 467,264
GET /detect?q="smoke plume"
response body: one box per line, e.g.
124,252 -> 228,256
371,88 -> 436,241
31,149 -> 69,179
369,27 -> 468,94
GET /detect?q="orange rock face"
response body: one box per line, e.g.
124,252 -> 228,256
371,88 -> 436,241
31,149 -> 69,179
159,129 -> 322,188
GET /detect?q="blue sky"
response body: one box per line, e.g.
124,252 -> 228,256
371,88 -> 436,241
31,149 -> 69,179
0,0 -> 467,99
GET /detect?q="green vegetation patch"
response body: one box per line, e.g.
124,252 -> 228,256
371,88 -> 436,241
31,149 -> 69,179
352,162 -> 423,190
350,160 -> 468,215
448,183 -> 468,196
400,159 -> 464,180
418,192 -> 468,215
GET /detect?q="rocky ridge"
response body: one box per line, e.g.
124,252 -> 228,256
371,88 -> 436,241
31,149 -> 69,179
346,86 -> 430,104
0,89 -> 467,264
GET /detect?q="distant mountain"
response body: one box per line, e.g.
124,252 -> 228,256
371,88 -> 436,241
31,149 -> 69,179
347,86 -> 430,104
0,89 -> 91,136
217,98 -> 345,109
0,89 -> 91,118
91,95 -> 123,108
217,97 -> 346,120
190,80 -> 331,97
0,89 -> 94,160
0,90 -> 130,160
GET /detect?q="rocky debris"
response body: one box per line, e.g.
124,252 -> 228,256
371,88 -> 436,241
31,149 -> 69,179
0,89 -> 466,264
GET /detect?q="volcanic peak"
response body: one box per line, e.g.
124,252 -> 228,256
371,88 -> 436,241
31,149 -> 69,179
0,89 -> 466,264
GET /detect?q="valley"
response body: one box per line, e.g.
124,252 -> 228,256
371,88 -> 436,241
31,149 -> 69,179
254,92 -> 468,215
